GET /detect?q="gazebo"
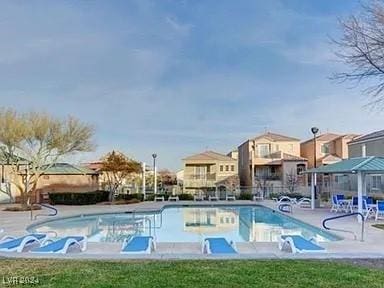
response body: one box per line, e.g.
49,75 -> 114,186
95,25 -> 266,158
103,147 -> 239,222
305,156 -> 384,221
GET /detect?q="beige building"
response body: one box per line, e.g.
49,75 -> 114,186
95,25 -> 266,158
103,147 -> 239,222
0,163 -> 99,203
238,132 -> 307,190
301,133 -> 359,169
182,151 -> 238,196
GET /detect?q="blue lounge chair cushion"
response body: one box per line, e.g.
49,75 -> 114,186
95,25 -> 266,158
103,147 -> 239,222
0,234 -> 46,250
205,238 -> 237,254
281,235 -> 324,251
31,236 -> 84,253
123,236 -> 152,252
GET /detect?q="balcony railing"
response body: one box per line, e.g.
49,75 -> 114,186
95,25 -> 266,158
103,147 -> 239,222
255,173 -> 282,181
184,173 -> 216,181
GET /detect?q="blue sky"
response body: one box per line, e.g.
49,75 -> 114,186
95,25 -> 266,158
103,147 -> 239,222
0,0 -> 382,170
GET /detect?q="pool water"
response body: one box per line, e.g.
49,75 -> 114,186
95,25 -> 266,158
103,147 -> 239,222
28,205 -> 340,243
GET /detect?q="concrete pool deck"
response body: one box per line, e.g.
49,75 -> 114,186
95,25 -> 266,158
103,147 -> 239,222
0,200 -> 384,259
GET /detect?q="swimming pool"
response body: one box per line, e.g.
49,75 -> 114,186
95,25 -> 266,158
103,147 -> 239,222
28,205 -> 340,243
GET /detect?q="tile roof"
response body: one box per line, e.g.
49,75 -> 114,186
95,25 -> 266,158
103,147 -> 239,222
183,151 -> 236,162
305,157 -> 384,174
252,132 -> 300,142
41,163 -> 99,175
348,129 -> 384,144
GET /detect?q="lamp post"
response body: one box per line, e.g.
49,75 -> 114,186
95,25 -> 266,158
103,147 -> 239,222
142,162 -> 146,200
152,153 -> 157,195
311,127 -> 319,206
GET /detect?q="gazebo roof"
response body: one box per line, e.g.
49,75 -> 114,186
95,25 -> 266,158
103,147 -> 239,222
305,156 -> 384,174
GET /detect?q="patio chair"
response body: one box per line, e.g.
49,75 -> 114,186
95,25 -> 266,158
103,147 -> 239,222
202,237 -> 237,254
0,234 -> 47,252
31,236 -> 87,254
121,236 -> 155,254
362,199 -> 376,220
278,235 -> 325,253
375,201 -> 384,221
296,197 -> 311,207
330,195 -> 343,213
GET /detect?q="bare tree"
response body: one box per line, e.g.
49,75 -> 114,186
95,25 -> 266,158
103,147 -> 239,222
332,0 -> 384,108
285,171 -> 299,194
0,108 -> 95,208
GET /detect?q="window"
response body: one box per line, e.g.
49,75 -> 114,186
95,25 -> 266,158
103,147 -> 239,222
195,166 -> 206,179
296,164 -> 305,175
321,143 -> 329,154
372,175 -> 382,190
288,144 -> 294,153
220,165 -> 223,172
258,144 -> 270,157
225,165 -> 229,171
231,165 -> 235,171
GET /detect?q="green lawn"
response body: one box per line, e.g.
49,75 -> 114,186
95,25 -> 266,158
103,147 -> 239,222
0,259 -> 383,288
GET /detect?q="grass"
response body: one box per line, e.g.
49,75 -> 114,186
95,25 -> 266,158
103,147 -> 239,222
0,259 -> 384,288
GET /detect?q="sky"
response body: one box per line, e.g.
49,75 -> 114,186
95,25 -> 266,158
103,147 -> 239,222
0,0 -> 383,170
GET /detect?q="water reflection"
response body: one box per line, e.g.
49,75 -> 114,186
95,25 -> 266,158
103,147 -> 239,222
31,206 -> 337,243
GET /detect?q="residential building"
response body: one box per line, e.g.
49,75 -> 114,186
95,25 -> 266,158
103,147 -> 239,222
301,133 -> 359,169
227,150 -> 238,160
182,151 -> 238,196
0,163 -> 99,203
348,129 -> 384,158
238,132 -> 307,191
347,129 -> 384,194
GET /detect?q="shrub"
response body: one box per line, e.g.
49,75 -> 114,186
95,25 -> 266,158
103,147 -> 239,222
177,193 -> 194,201
239,192 -> 252,200
145,193 -> 170,201
115,193 -> 144,202
49,191 -> 109,205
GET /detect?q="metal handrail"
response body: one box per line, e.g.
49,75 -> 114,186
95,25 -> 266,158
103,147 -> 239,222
33,204 -> 58,220
322,212 -> 364,242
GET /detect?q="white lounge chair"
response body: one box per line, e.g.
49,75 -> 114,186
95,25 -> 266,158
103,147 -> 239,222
168,196 -> 179,202
31,236 -> 87,254
209,195 -> 219,201
0,234 -> 47,252
278,235 -> 325,253
277,196 -> 297,205
194,194 -> 205,201
226,194 -> 236,201
154,196 -> 165,202
202,237 -> 237,254
121,236 -> 155,254
296,197 -> 311,207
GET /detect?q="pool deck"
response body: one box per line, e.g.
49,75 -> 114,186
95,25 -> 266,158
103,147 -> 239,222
1,200 -> 384,259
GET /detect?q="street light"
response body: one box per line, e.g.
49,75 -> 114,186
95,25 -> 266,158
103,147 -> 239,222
152,153 -> 157,195
311,127 -> 319,203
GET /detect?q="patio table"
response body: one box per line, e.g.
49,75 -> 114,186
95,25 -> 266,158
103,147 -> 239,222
338,199 -> 352,213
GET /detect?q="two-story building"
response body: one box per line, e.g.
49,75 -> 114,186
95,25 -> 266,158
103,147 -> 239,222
301,133 -> 359,168
347,129 -> 384,194
182,151 -> 238,196
238,132 -> 307,193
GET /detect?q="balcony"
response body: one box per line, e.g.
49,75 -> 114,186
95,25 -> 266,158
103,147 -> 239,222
254,173 -> 282,181
184,173 -> 217,188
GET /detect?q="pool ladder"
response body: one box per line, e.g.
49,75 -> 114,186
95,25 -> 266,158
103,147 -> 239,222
32,203 -> 58,220
322,212 -> 365,242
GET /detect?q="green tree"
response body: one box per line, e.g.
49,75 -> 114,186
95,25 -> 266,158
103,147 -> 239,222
0,108 -> 95,208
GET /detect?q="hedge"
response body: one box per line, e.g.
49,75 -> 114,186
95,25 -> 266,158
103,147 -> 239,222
115,193 -> 144,202
49,191 -> 109,205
